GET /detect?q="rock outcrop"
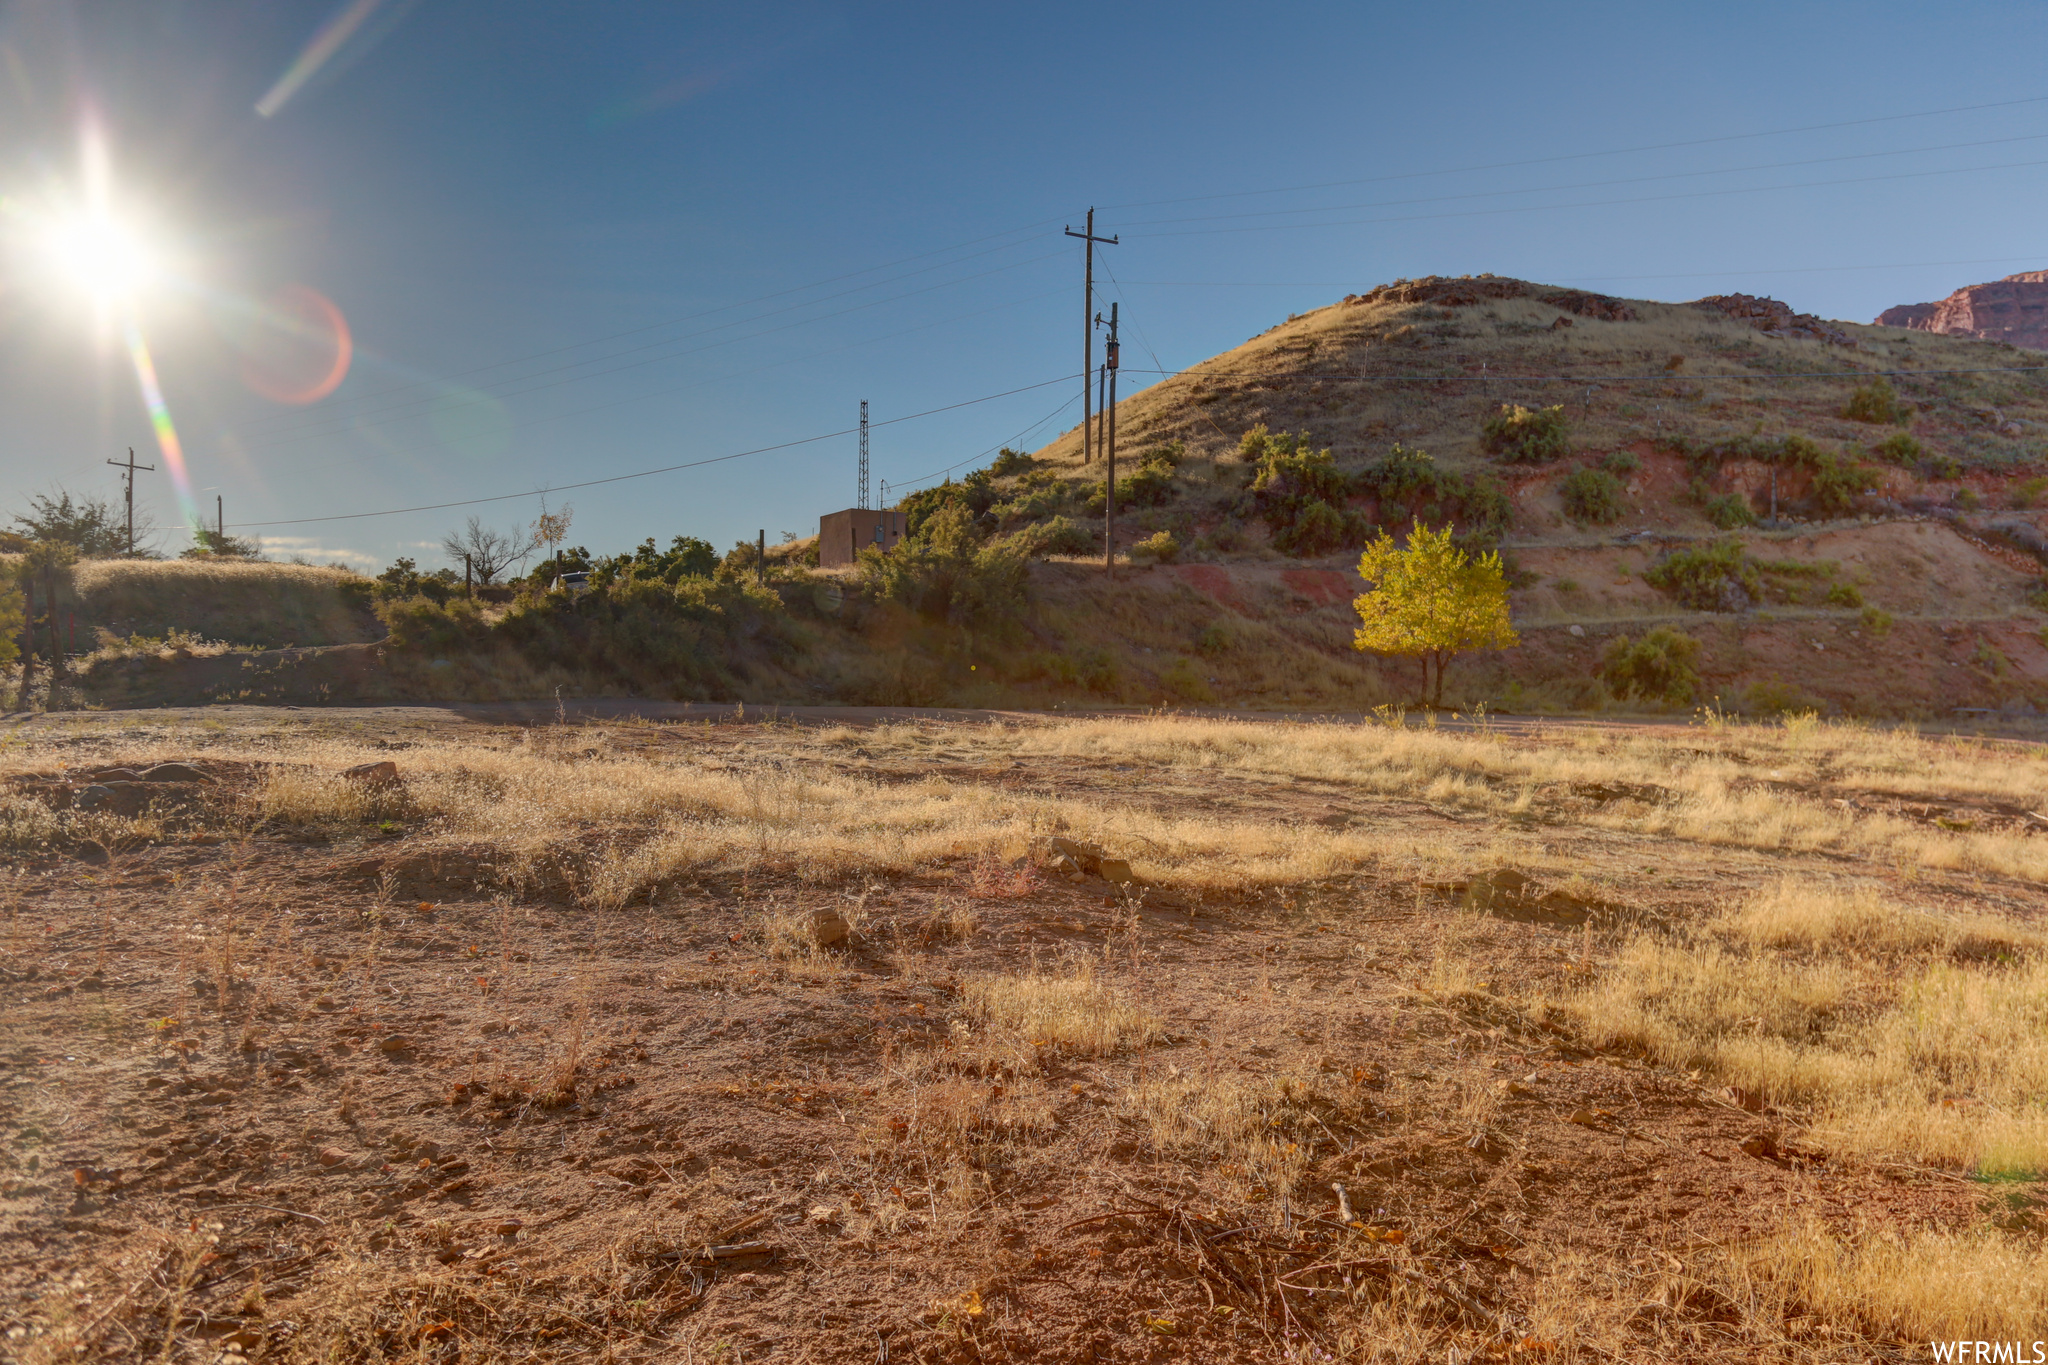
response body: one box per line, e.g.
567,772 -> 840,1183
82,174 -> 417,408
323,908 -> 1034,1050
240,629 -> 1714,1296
1689,293 -> 1855,346
1876,271 -> 2048,349
1343,276 -> 1638,320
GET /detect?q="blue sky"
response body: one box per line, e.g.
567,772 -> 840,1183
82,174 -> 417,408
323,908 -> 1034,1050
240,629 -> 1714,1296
5,0 -> 2048,570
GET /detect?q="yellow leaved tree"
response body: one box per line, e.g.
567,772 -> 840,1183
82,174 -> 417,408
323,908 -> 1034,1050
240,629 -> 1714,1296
1353,522 -> 1518,708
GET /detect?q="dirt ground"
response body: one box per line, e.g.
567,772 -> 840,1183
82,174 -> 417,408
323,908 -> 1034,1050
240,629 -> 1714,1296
0,706 -> 2036,1363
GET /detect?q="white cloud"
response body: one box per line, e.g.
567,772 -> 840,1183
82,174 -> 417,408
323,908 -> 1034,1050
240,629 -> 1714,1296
258,536 -> 381,569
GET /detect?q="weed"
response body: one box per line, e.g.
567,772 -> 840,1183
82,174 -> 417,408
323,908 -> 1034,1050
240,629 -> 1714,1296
1644,539 -> 1757,610
1874,431 -> 1925,466
1482,403 -> 1570,463
1128,530 -> 1180,565
1860,604 -> 1894,636
963,960 -> 1155,1056
1599,627 -> 1703,705
1702,492 -> 1756,529
1842,376 -> 1912,424
1559,467 -> 1625,525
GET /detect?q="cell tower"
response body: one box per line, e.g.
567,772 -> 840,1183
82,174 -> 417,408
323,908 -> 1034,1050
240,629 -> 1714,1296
857,400 -> 870,509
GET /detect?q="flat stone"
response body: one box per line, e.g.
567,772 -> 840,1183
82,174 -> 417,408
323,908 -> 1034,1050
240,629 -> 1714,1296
137,762 -> 213,784
342,761 -> 400,786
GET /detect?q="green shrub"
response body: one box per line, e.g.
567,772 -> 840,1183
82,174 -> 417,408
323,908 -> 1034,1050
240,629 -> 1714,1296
1482,404 -> 1570,463
1702,493 -> 1755,530
1825,581 -> 1864,608
1874,432 -> 1924,466
1276,498 -> 1350,555
1245,436 -> 1366,556
1925,451 -> 1963,480
1129,530 -> 1180,565
1810,453 -> 1880,513
1955,487 -> 1983,511
991,484 -> 1066,525
1553,578 -> 1581,594
380,576 -> 792,700
988,447 -> 1033,478
1159,657 -> 1214,703
1599,627 -> 1703,704
858,503 -> 1027,629
1010,516 -> 1094,559
1860,605 -> 1893,636
1601,450 -> 1640,474
1559,467 -> 1625,525
2012,476 -> 2048,510
1049,647 -> 1118,693
1353,445 -> 1513,546
598,535 -> 718,586
1842,376 -> 1911,425
1195,623 -> 1234,657
374,557 -> 457,605
1644,540 -> 1760,610
1115,459 -> 1178,508
1743,678 -> 1815,717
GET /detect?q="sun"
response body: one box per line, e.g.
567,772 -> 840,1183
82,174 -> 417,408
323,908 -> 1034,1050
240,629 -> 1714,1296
41,208 -> 157,301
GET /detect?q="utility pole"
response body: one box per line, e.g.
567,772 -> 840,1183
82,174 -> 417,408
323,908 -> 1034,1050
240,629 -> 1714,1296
1064,208 -> 1116,464
43,562 -> 62,685
1096,363 -> 1108,462
757,529 -> 766,585
858,401 -> 870,509
217,495 -> 224,551
14,575 -> 33,712
105,447 -> 153,556
1100,302 -> 1119,575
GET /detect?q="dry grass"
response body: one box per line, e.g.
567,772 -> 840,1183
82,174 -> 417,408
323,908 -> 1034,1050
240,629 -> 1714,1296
1713,1219 -> 2048,1347
845,713 -> 2048,881
17,707 -> 2048,1361
1557,877 -> 2048,1172
67,558 -> 376,649
962,959 -> 1156,1056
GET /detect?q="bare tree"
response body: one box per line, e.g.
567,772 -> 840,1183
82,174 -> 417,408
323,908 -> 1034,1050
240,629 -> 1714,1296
441,517 -> 530,585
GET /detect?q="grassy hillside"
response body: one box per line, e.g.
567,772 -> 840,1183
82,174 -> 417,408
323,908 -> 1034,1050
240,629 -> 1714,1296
67,559 -> 381,648
50,275 -> 2048,718
1029,275 -> 2048,496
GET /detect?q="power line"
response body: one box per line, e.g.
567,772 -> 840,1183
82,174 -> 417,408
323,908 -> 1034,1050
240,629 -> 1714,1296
1108,255 -> 2048,287
233,247 -> 1071,456
228,374 -> 1078,529
226,216 -> 1072,438
1126,154 -> 2048,240
1101,91 -> 2048,212
883,390 -> 1080,495
1115,131 -> 2048,231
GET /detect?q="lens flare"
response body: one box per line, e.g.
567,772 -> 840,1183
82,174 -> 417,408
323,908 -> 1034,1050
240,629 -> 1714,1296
225,285 -> 353,404
122,320 -> 197,523
256,0 -> 421,118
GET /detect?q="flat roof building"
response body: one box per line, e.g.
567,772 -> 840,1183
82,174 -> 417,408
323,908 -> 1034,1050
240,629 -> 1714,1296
818,508 -> 906,568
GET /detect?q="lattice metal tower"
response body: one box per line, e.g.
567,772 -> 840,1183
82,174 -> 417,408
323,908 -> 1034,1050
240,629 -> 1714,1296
857,400 -> 870,509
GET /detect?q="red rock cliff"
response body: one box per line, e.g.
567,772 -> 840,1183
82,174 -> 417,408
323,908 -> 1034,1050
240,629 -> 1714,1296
1877,271 -> 2048,348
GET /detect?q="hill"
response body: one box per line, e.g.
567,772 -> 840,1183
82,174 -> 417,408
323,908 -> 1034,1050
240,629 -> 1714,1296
50,274 -> 2048,719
